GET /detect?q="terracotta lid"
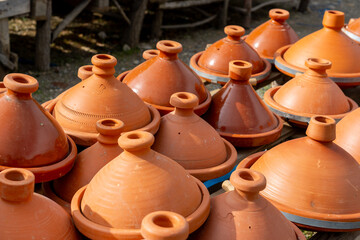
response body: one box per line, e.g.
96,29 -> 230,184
43,118 -> 125,213
53,54 -> 160,146
238,116 -> 360,231
203,60 -> 283,147
122,40 -> 211,116
0,168 -> 80,239
0,81 -> 6,93
342,18 -> 360,43
152,92 -> 237,181
245,9 -> 299,63
189,168 -> 306,240
275,10 -> 360,87
334,108 -> 360,163
190,25 -> 271,84
0,73 -> 77,182
71,130 -> 210,240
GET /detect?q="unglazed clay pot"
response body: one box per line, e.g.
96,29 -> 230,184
43,118 -> 125,213
189,168 -> 306,240
141,211 -> 189,240
342,18 -> 360,43
152,92 -> 237,181
52,54 -> 160,146
237,116 -> 360,231
0,168 -> 80,239
190,25 -> 271,85
0,73 -> 77,182
71,130 -> 210,240
122,40 -> 211,116
245,9 -> 299,63
334,108 -> 360,163
203,60 -> 283,147
275,10 -> 360,87
0,81 -> 6,93
265,58 -> 358,127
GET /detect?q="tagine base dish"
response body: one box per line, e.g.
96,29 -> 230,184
342,25 -> 360,43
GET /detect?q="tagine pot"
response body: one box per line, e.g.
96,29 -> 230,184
189,168 -> 306,240
71,130 -> 210,240
203,60 -> 283,147
237,116 -> 360,232
342,17 -> 360,43
121,40 -> 211,116
245,9 -> 299,63
52,54 -> 160,146
0,81 -> 5,93
0,73 -> 77,182
275,10 -> 360,87
152,92 -> 237,181
190,25 -> 271,85
265,58 -> 358,127
43,118 -> 125,213
0,168 -> 80,239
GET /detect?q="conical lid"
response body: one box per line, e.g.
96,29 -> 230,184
249,116 -> 360,231
203,60 -> 282,147
189,168 -> 305,240
0,168 -> 80,239
343,17 -> 360,43
245,9 -> 299,61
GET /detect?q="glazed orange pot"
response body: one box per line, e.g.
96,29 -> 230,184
152,92 -> 237,181
190,25 -> 271,85
342,18 -> 360,43
0,73 -> 77,182
43,118 -> 125,213
71,130 -> 210,240
265,58 -> 358,127
0,168 -> 80,239
203,60 -> 283,147
245,9 -> 299,63
122,40 -> 211,116
52,54 -> 160,146
275,10 -> 360,87
189,168 -> 306,240
237,116 -> 360,232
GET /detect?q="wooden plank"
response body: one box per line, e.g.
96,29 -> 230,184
310,231 -> 360,240
160,0 -> 224,10
0,0 -> 30,19
161,14 -> 217,29
35,0 -> 51,71
93,0 -> 109,11
111,0 -> 130,25
31,0 -> 48,20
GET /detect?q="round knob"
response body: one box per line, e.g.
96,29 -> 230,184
96,118 -> 125,144
91,54 -> 117,76
269,9 -> 289,22
0,168 -> 35,202
305,58 -> 332,71
170,92 -> 199,110
229,60 -> 253,81
118,131 -> 154,152
157,40 -> 183,55
306,116 -> 336,142
322,10 -> 345,30
3,73 -> 39,94
230,168 -> 266,201
143,50 -> 160,60
78,65 -> 93,81
224,25 -> 245,40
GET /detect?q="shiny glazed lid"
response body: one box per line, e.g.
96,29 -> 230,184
343,18 -> 360,43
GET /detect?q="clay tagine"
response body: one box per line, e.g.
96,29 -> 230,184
0,168 -> 80,239
0,81 -> 6,93
120,40 -> 211,116
275,10 -> 360,87
71,130 -> 210,240
0,73 -> 77,182
203,60 -> 283,147
152,92 -> 237,181
265,58 -> 358,127
190,25 -> 271,85
189,168 -> 306,240
245,9 -> 299,63
238,116 -> 360,231
342,17 -> 360,43
51,54 -> 160,146
43,118 -> 125,213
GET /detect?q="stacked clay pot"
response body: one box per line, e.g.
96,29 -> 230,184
265,58 -> 358,127
152,92 -> 237,181
238,116 -> 360,231
245,9 -> 299,63
43,118 -> 125,213
120,40 -> 211,116
0,73 -> 77,182
0,168 -> 80,239
51,54 -> 160,146
275,10 -> 360,87
342,17 -> 360,43
203,60 -> 283,147
71,130 -> 210,240
190,25 -> 271,85
189,168 -> 306,239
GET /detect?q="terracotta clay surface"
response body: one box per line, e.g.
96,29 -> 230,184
71,130 -> 210,240
122,40 -> 211,116
238,116 -> 360,232
342,18 -> 360,43
245,9 -> 299,62
0,81 -> 5,93
0,168 -> 80,239
274,10 -> 360,86
203,60 -> 283,147
189,168 -> 305,240
153,92 -> 237,181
